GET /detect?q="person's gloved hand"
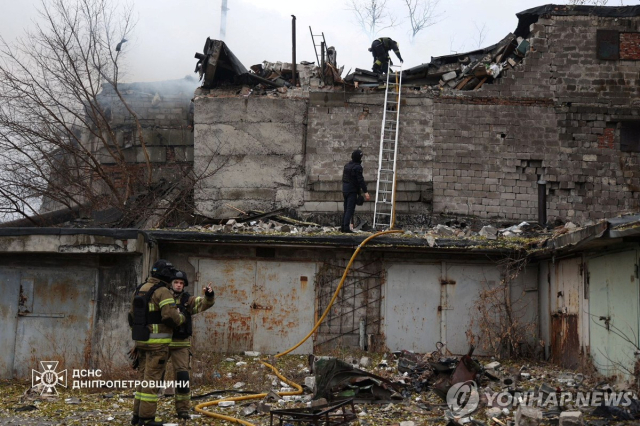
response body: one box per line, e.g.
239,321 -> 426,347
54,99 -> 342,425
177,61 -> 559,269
204,282 -> 214,298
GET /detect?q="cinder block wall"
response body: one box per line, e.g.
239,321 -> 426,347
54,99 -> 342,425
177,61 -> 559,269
304,92 -> 434,224
432,13 -> 640,223
95,77 -> 196,183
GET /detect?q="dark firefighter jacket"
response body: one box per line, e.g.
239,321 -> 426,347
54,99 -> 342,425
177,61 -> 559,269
342,161 -> 368,194
170,291 -> 215,348
129,277 -> 185,350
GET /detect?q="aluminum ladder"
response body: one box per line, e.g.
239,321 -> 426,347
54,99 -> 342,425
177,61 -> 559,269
373,64 -> 403,230
309,26 -> 328,80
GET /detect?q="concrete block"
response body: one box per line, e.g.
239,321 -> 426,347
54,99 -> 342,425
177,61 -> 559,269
559,411 -> 583,426
515,406 -> 542,426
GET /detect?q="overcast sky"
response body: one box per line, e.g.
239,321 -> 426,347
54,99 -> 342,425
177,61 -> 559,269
1,0 -> 638,84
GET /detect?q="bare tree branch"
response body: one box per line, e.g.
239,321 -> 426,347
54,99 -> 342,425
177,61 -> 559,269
568,0 -> 609,4
403,0 -> 443,42
473,22 -> 487,49
0,0 -> 153,222
347,0 -> 397,40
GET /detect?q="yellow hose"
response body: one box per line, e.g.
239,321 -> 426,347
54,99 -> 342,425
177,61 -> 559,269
195,229 -> 403,424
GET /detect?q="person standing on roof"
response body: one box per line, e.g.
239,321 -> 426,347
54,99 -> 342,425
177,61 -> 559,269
167,270 -> 215,420
341,149 -> 370,233
369,37 -> 403,74
129,259 -> 185,426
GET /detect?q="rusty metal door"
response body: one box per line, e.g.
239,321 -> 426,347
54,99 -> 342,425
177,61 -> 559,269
194,259 -> 316,354
0,269 -> 21,379
588,250 -> 639,378
551,257 -> 582,369
195,259 -> 255,353
252,261 -> 315,354
384,264 -> 441,352
12,267 -> 97,379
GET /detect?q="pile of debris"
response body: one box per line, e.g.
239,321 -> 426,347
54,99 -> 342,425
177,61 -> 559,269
343,31 -> 531,91
7,348 -> 640,426
194,38 -> 344,92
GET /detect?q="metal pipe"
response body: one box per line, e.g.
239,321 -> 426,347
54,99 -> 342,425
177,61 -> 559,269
219,0 -> 228,41
359,318 -> 366,350
291,15 -> 297,87
538,178 -> 547,226
321,41 -> 325,82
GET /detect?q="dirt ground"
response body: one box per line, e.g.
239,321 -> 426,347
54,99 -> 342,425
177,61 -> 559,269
0,350 -> 636,426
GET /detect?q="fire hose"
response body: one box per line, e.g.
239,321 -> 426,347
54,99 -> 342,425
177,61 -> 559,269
194,229 -> 402,425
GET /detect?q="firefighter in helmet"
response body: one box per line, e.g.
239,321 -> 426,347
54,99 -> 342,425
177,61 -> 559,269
168,270 -> 215,419
369,37 -> 403,74
129,259 -> 185,426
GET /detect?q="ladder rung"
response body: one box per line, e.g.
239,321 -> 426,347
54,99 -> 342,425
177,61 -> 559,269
376,212 -> 392,216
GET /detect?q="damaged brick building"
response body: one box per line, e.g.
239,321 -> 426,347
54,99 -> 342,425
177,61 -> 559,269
194,4 -> 640,227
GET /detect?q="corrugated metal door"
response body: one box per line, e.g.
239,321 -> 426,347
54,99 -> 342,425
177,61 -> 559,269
252,261 -> 315,354
195,259 -> 255,353
384,264 -> 441,352
194,259 -> 316,354
551,257 -> 582,369
0,269 -> 21,379
12,267 -> 97,378
588,250 -> 639,378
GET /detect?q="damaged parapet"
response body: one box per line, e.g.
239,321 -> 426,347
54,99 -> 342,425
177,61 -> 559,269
194,38 -> 248,88
398,33 -> 529,91
194,37 -> 342,90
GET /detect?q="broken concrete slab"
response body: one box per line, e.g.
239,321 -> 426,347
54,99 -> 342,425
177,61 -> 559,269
479,225 -> 498,239
515,406 -> 542,426
559,411 -> 583,426
435,224 -> 456,236
442,71 -> 457,82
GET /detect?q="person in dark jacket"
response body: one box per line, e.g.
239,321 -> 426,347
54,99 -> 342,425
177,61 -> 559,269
369,37 -> 403,74
341,149 -> 370,233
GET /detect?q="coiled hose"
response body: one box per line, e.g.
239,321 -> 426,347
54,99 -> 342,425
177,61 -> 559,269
195,229 -> 403,425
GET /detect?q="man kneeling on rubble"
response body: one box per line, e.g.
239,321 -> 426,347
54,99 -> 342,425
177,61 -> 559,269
369,37 -> 403,74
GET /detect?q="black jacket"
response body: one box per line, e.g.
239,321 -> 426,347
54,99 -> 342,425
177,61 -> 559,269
342,161 -> 368,194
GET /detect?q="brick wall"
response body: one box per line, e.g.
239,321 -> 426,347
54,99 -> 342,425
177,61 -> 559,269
620,32 -> 640,60
430,13 -> 640,224
95,77 -> 196,170
304,92 -> 433,223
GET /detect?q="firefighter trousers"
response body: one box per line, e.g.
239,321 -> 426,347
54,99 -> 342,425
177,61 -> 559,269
168,346 -> 192,413
132,346 -> 169,420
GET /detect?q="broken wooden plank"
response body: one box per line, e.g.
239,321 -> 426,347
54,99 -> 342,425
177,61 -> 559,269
455,76 -> 474,90
474,77 -> 488,91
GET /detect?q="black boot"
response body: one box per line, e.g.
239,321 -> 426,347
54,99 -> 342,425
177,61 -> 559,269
130,414 -> 139,425
177,411 -> 190,420
138,417 -> 164,426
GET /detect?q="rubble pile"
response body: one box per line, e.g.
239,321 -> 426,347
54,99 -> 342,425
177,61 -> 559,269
4,350 -> 640,426
180,213 -> 587,243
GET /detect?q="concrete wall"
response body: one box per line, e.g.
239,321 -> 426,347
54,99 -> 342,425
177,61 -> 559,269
0,232 -> 143,379
194,97 -> 307,218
